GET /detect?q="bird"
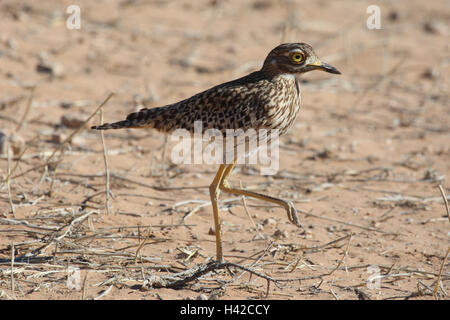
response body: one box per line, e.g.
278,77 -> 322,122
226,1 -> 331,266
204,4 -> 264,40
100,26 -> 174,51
92,43 -> 341,262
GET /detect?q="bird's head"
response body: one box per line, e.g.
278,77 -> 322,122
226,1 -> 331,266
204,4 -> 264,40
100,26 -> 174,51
262,43 -> 341,75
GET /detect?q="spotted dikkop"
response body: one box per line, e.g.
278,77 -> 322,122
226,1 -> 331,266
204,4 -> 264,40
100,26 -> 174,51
92,43 -> 341,262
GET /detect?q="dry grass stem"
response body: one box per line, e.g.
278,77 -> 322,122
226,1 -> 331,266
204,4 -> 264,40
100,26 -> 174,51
10,241 -> 16,299
94,284 -> 113,300
7,92 -> 115,181
81,270 -> 89,300
437,185 -> 449,223
240,180 -> 265,239
134,228 -> 152,264
15,86 -> 35,133
327,233 -> 352,276
0,1 -> 448,300
304,211 -> 401,235
6,142 -> 15,217
433,247 -> 450,299
99,108 -> 111,215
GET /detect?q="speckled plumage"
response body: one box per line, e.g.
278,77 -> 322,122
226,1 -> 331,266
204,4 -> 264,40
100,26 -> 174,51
92,43 -> 340,262
93,70 -> 300,135
91,43 -> 336,136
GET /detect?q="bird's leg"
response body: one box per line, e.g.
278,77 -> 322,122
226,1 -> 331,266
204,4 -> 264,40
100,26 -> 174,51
219,163 -> 304,229
209,164 -> 227,262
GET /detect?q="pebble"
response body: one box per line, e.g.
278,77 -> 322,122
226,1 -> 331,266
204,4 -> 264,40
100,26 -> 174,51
61,113 -> 86,128
423,21 -> 448,35
36,60 -> 64,78
9,134 -> 25,155
51,132 -> 85,147
51,132 -> 67,144
422,67 -> 440,80
263,218 -> 276,226
0,131 -> 7,155
387,10 -> 401,22
0,131 -> 25,156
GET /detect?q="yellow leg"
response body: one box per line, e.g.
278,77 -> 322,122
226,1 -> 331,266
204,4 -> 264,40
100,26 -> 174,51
219,162 -> 304,228
210,162 -> 304,262
209,164 -> 227,262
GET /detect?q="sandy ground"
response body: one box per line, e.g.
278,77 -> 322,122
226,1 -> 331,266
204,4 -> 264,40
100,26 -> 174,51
0,0 -> 449,300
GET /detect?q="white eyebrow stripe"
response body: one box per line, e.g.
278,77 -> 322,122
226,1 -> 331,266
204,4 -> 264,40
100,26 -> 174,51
283,49 -> 304,57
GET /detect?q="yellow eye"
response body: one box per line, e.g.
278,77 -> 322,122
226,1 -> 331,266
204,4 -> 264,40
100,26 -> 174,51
290,52 -> 304,64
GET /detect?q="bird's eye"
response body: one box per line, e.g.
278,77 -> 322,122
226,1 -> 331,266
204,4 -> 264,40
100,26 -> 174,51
289,52 -> 304,64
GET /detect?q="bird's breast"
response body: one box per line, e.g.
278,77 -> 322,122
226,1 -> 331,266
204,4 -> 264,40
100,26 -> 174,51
262,74 -> 302,134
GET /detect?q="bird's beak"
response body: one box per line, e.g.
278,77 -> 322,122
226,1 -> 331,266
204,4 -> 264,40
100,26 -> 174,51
308,60 -> 341,74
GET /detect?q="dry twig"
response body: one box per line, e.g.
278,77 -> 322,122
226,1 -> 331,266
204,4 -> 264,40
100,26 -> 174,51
99,108 -> 111,214
7,92 -> 115,181
142,261 -> 279,291
433,247 -> 450,299
437,185 -> 449,223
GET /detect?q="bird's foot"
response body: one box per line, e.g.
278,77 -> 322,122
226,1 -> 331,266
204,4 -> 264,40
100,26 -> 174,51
285,200 -> 305,229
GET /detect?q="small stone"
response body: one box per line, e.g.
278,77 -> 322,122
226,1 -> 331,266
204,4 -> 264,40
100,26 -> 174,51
70,135 -> 85,147
273,229 -> 289,239
423,21 -> 448,35
196,294 -> 208,300
208,227 -> 216,235
350,140 -> 358,153
36,60 -> 64,78
391,118 -> 400,129
6,38 -> 17,50
87,49 -> 97,61
52,129 -> 84,147
61,113 -> 85,128
51,132 -> 67,144
263,218 -> 276,226
252,0 -> 272,10
9,134 -> 25,156
422,67 -> 440,80
0,132 -> 24,156
60,101 -> 73,109
423,168 -> 439,181
0,131 -> 8,155
133,87 -> 158,107
387,10 -> 400,22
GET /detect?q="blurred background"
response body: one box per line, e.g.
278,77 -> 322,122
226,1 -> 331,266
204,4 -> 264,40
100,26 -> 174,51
0,0 -> 448,300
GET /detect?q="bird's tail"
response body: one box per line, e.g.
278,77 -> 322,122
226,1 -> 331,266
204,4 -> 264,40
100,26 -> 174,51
91,120 -> 136,130
91,107 -> 168,131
